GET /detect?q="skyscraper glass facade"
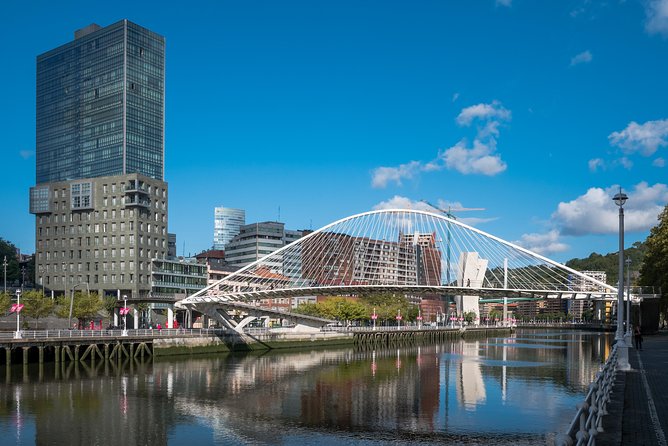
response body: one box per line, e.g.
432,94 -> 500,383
36,20 -> 165,184
213,207 -> 246,249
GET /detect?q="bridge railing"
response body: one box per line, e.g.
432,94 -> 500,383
557,343 -> 619,446
0,328 -> 227,341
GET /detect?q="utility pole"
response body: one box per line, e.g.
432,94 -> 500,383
3,256 -> 6,295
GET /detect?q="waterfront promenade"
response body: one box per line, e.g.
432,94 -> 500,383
600,332 -> 668,446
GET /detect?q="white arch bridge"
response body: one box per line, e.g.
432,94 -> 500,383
177,209 -> 619,331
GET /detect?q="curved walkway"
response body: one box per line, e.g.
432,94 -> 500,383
600,332 -> 668,445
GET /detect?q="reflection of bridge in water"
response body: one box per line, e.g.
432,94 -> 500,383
0,331 -> 613,444
179,210 -> 624,330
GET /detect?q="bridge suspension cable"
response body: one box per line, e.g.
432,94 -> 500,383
180,209 -> 616,305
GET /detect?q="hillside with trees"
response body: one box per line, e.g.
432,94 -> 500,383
565,241 -> 647,286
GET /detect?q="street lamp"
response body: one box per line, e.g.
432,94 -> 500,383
371,307 -> 377,331
625,257 -> 632,339
3,256 -> 7,295
121,294 -> 129,336
613,188 -> 630,370
13,289 -> 22,339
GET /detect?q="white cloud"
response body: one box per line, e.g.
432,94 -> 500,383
19,150 -> 34,159
440,139 -> 507,175
514,230 -> 569,255
570,50 -> 592,66
496,0 -> 512,7
456,101 -> 511,126
373,196 -> 492,226
371,101 -> 510,187
654,157 -> 666,167
552,182 -> 668,236
570,7 -> 585,18
618,156 -> 634,169
645,0 -> 668,36
372,196 -> 434,211
458,216 -> 498,226
608,119 -> 668,156
371,161 -> 421,188
588,158 -> 605,172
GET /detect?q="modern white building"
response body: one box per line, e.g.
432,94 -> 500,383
225,222 -> 303,271
213,207 -> 245,250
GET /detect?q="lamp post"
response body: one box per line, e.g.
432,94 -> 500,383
625,258 -> 632,341
371,307 -> 377,331
122,295 -> 128,336
613,188 -> 630,370
3,256 -> 7,295
14,289 -> 22,339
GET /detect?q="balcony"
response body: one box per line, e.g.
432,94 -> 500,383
125,181 -> 150,195
124,195 -> 150,208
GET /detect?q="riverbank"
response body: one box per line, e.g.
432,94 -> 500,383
153,326 -> 514,356
1,326 -> 518,365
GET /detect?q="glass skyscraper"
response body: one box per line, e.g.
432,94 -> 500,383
36,20 -> 165,184
213,207 -> 246,249
30,20 -> 169,305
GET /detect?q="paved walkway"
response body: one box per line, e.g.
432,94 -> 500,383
600,332 -> 668,446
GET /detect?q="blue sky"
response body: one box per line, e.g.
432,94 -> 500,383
2,0 -> 667,262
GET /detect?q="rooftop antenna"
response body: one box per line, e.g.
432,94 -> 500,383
278,206 -> 281,222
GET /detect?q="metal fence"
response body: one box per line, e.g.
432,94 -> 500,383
558,343 -> 619,446
0,328 -> 227,341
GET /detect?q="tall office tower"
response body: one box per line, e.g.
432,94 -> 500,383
29,20 -> 167,301
213,207 -> 245,249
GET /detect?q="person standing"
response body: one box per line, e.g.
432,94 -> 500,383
634,326 -> 643,350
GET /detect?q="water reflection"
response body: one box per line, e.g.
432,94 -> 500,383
0,330 -> 612,445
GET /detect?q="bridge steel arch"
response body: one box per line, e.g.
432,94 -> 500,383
179,209 -> 617,311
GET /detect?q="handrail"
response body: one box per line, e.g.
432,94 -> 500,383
557,343 -> 619,446
0,328 -> 227,340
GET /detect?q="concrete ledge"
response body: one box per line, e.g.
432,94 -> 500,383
153,331 -> 355,356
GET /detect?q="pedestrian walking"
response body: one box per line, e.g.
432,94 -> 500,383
634,326 -> 643,350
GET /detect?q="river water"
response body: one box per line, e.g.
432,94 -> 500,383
0,329 -> 612,445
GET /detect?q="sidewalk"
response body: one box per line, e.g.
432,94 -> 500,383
599,332 -> 668,446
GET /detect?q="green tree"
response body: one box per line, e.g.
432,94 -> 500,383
463,311 -> 477,324
0,291 -> 11,313
488,308 -> 502,321
639,204 -> 668,320
293,302 -> 322,317
21,290 -> 55,329
0,238 -> 20,286
102,296 -> 118,318
56,291 -> 103,326
358,292 -> 418,324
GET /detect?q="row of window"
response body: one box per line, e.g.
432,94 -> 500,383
38,220 -> 166,236
41,273 -> 150,285
40,246 -> 163,261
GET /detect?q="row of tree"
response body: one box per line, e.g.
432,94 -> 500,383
294,293 -> 421,324
0,290 -> 139,329
564,204 -> 668,321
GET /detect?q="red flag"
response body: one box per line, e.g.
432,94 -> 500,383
9,304 -> 18,313
16,304 -> 24,313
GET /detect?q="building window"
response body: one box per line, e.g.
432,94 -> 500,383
71,182 -> 93,210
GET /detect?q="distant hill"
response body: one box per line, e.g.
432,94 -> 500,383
565,241 -> 646,286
